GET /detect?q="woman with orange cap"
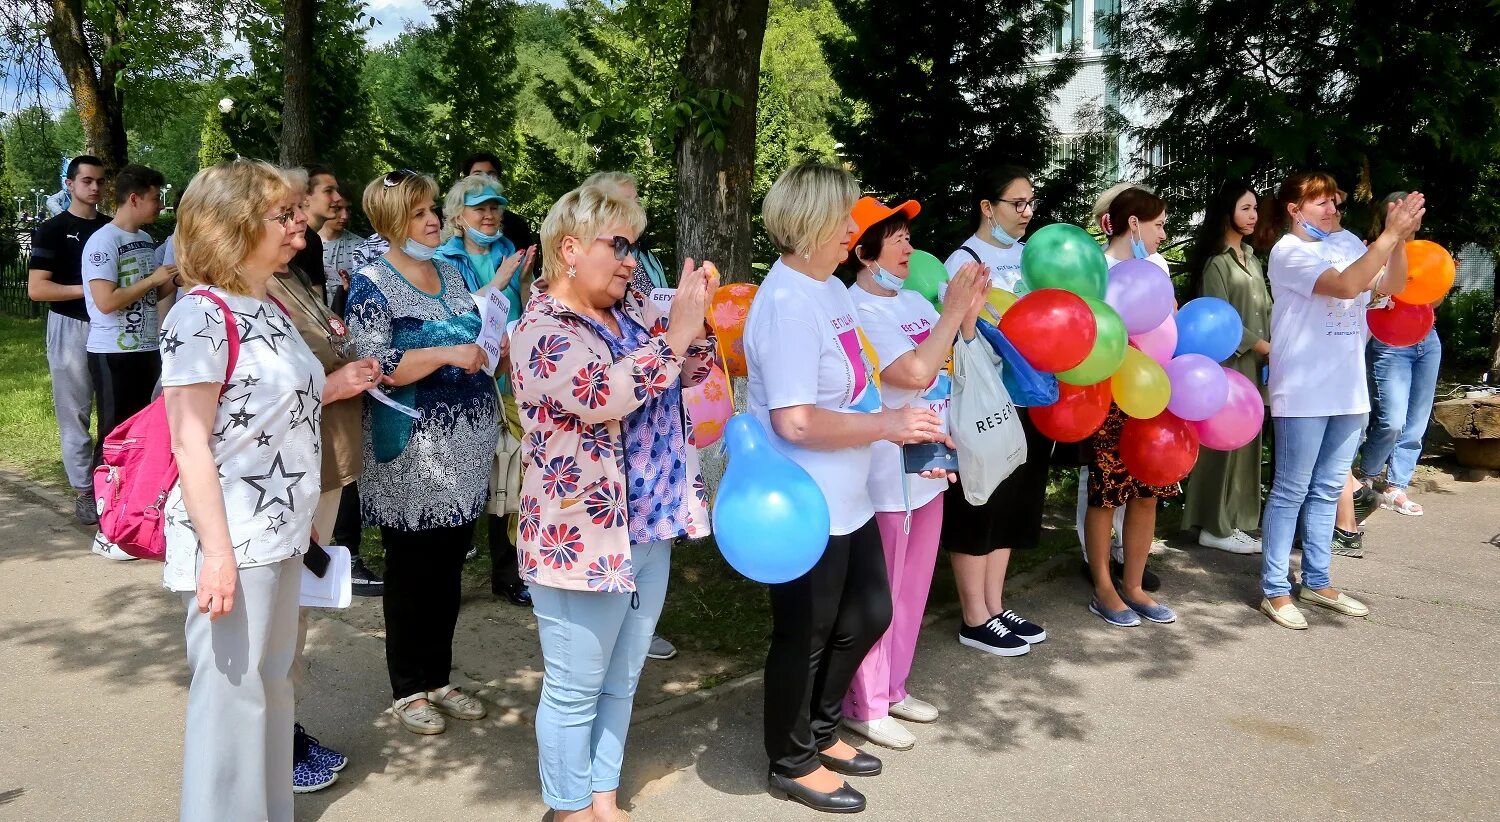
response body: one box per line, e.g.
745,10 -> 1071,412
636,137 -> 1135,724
840,196 -> 986,751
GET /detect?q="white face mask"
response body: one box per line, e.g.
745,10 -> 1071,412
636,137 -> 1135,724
402,237 -> 438,261
871,265 -> 904,292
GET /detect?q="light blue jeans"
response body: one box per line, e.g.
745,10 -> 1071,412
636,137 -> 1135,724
532,539 -> 672,811
1360,330 -> 1441,489
1261,414 -> 1367,598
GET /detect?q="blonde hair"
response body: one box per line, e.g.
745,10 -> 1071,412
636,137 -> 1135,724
762,164 -> 859,258
441,173 -> 507,243
362,171 -> 439,246
581,171 -> 638,198
175,160 -> 292,295
1090,181 -> 1152,231
538,184 -> 647,284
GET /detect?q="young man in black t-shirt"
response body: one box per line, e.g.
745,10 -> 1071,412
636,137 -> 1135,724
27,155 -> 112,524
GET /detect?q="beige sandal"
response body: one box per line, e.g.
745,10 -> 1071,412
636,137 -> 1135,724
393,693 -> 446,735
429,684 -> 487,720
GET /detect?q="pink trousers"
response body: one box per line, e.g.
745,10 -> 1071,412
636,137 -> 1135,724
843,495 -> 944,721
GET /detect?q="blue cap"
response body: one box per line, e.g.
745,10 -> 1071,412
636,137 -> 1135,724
464,183 -> 509,207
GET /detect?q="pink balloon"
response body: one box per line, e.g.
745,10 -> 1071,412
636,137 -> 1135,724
1129,314 -> 1177,366
684,363 -> 734,447
1192,368 -> 1265,450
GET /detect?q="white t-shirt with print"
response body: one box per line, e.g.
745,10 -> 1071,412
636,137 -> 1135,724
849,285 -> 951,512
82,223 -> 160,353
1267,233 -> 1371,418
745,260 -> 882,535
944,236 -> 1025,292
158,288 -> 327,592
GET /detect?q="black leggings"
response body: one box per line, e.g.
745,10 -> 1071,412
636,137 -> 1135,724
763,517 -> 891,777
486,513 -> 521,590
88,351 -> 160,463
381,520 -> 476,700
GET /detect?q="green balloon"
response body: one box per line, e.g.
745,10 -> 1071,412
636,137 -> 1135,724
1057,297 -> 1127,386
904,250 -> 949,309
1020,223 -> 1108,299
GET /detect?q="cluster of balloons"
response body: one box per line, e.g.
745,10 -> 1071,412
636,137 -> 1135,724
1366,240 -> 1454,347
682,283 -> 759,448
912,223 -> 1263,486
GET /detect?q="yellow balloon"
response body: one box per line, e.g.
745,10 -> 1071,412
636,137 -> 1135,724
981,288 -> 1019,324
1110,347 -> 1171,419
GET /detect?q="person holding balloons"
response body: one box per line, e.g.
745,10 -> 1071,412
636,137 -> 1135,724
938,166 -> 1059,655
1181,181 -> 1271,555
509,182 -> 719,822
745,165 -> 943,814
839,195 -> 988,751
1258,172 -> 1425,630
1356,190 -> 1445,518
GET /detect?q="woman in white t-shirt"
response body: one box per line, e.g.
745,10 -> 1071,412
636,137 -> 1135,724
164,160 -> 379,821
1258,172 -> 1425,630
841,196 -> 987,752
746,165 -> 942,815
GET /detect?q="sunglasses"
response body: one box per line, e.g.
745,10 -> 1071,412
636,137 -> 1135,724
382,168 -> 418,188
264,208 -> 298,226
594,234 -> 641,261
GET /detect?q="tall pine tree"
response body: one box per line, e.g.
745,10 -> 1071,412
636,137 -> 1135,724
430,0 -> 523,180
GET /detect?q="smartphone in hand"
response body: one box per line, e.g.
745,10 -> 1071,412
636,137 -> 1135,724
902,441 -> 958,475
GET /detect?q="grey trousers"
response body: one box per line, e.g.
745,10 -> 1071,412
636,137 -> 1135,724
45,312 -> 94,491
180,557 -> 301,822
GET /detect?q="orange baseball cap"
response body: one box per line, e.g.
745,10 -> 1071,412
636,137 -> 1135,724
848,196 -> 921,252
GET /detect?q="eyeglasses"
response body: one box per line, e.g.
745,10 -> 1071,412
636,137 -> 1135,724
382,169 -> 417,188
996,198 -> 1039,213
595,234 -> 641,261
1335,200 -> 1349,214
264,208 -> 298,226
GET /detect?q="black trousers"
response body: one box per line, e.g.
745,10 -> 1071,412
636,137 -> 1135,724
487,513 -> 521,590
88,351 -> 160,463
333,481 -> 364,557
763,517 -> 891,777
381,520 -> 475,700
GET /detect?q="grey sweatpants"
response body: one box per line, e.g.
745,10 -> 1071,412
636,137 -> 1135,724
180,557 -> 301,822
45,312 -> 94,491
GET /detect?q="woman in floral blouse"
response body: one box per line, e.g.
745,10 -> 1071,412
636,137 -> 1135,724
344,169 -> 497,735
510,182 -> 715,822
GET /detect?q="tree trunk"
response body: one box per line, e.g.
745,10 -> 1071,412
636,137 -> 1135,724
673,0 -> 771,284
279,0 -> 317,167
45,0 -> 127,179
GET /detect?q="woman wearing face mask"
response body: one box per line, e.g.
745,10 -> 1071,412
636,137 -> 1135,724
434,174 -> 539,607
938,167 -> 1055,657
1181,181 -> 1270,556
1081,187 -> 1179,628
344,169 -> 498,732
841,197 -> 987,751
1258,173 -> 1424,630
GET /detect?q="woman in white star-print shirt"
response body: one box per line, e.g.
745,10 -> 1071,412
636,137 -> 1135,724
159,160 -> 380,822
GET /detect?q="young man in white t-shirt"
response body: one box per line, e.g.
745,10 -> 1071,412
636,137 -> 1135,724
81,163 -> 175,559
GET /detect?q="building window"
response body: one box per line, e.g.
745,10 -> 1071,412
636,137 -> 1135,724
1094,0 -> 1118,50
1053,0 -> 1087,52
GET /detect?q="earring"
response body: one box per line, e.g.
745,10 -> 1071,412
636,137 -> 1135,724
567,266 -> 577,279
801,251 -> 811,261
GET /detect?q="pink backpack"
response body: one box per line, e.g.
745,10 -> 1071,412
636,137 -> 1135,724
92,290 -> 240,561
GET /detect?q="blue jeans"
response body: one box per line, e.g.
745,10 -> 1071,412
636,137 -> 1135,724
1360,330 -> 1441,489
532,539 -> 671,811
1261,414 -> 1367,598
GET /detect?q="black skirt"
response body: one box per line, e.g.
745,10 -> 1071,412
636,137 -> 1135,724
942,409 -> 1057,555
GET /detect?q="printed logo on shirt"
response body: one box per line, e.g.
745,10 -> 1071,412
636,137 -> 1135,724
833,314 -> 883,413
900,320 -> 952,407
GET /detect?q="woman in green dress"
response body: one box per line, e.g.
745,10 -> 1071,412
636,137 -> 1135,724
1183,182 -> 1271,554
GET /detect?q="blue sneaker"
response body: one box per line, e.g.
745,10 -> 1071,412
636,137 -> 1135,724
292,758 -> 337,794
1088,598 -> 1141,627
295,724 -> 347,773
1122,596 -> 1177,624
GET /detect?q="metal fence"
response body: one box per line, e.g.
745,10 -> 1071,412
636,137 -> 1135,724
1,224 -> 44,319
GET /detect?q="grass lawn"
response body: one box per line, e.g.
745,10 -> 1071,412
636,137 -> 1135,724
0,315 -> 72,488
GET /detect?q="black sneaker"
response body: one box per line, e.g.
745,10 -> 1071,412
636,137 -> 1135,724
958,617 -> 1031,657
350,556 -> 384,597
996,609 -> 1046,643
74,493 -> 99,526
1353,485 -> 1379,526
1331,527 -> 1363,558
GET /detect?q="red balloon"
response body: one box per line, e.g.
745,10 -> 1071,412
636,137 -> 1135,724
1366,300 -> 1434,347
1120,412 -> 1200,486
998,288 -> 1097,372
1031,381 -> 1111,442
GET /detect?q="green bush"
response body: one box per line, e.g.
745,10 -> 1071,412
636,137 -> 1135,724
1435,288 -> 1495,371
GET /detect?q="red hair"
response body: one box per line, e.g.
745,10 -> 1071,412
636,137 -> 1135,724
1273,171 -> 1340,233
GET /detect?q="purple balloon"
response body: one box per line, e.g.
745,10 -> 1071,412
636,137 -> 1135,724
1164,353 -> 1229,421
1129,314 -> 1177,366
1105,258 -> 1176,335
1193,368 -> 1265,450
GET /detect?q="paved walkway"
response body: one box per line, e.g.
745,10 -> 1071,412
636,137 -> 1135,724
1,468 -> 1497,821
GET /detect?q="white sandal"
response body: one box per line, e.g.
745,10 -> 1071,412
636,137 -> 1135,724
428,684 -> 487,721
1380,488 -> 1423,516
393,693 -> 446,735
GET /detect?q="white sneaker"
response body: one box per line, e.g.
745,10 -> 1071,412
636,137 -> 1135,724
1198,530 -> 1257,555
1148,538 -> 1168,555
91,532 -> 139,561
1231,530 -> 1263,554
889,695 -> 939,723
844,716 -> 916,751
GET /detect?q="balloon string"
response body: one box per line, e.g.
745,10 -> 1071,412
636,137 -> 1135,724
712,324 -> 736,408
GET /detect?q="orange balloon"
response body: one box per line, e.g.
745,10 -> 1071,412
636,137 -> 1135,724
1395,240 -> 1455,305
710,283 -> 758,377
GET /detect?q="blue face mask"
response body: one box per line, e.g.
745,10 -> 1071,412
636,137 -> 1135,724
1130,234 -> 1149,259
871,265 -> 905,292
465,225 -> 501,247
402,238 -> 438,261
990,221 -> 1020,247
1300,220 -> 1331,240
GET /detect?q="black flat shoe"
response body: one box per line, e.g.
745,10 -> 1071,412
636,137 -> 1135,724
494,581 -> 533,607
767,772 -> 866,814
817,747 -> 882,777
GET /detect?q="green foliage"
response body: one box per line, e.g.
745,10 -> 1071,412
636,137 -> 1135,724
1435,289 -> 1496,372
198,105 -> 236,171
430,0 -> 522,178
126,78 -> 212,189
359,27 -> 450,178
2,107 -> 64,201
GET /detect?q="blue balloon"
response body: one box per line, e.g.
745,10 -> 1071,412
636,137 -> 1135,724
976,318 -> 1059,407
712,414 -> 830,583
1173,297 -> 1243,363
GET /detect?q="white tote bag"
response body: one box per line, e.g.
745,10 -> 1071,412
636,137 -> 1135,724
950,335 -> 1027,505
